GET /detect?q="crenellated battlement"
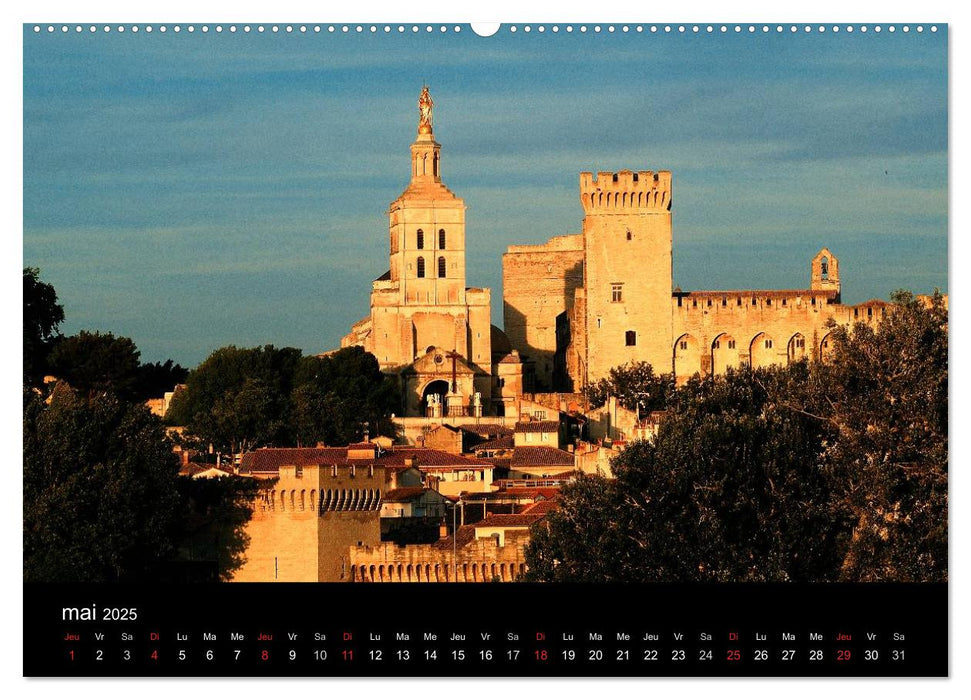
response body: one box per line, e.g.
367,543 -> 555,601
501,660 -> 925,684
580,169 -> 672,213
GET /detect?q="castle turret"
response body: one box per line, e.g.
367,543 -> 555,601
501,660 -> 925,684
578,169 -> 674,384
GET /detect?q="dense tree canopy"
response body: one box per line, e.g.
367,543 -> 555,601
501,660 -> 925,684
47,331 -> 142,401
24,384 -> 184,582
526,365 -> 846,582
526,291 -> 947,583
583,361 -> 674,413
23,267 -> 64,384
166,345 -> 397,454
810,291 -> 948,581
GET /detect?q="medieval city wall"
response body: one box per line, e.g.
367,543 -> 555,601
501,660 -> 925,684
349,532 -> 530,582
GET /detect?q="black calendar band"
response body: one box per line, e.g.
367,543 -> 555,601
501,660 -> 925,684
24,582 -> 947,677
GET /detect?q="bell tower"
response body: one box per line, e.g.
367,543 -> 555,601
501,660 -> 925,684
387,86 -> 467,308
811,247 -> 840,300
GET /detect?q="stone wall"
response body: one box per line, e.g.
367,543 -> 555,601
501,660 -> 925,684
349,531 -> 530,582
230,464 -> 385,583
503,234 -> 584,390
580,170 -> 674,384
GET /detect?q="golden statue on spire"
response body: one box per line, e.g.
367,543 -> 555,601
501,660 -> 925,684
418,85 -> 434,135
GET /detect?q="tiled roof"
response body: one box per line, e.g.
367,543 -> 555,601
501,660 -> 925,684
239,445 -> 493,474
480,457 -> 512,470
379,447 -> 494,469
474,436 -> 515,451
521,499 -> 560,515
433,525 -> 477,550
474,513 -> 546,529
511,446 -> 576,468
514,421 -> 561,434
239,447 -> 351,473
178,462 -> 233,477
495,487 -> 562,500
464,424 -> 513,439
381,487 -> 432,502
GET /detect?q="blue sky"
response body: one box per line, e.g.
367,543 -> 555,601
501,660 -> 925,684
23,25 -> 947,367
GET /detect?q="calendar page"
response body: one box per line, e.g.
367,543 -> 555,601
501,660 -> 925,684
22,20 -> 948,678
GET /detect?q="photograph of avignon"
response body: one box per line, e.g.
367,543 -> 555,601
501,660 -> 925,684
23,24 -> 947,586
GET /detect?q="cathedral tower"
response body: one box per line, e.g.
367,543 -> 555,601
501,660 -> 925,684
386,86 -> 468,309
342,87 -> 499,417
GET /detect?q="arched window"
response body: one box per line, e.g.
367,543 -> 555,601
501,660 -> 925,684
416,256 -> 425,278
416,229 -> 424,249
625,330 -> 637,346
438,229 -> 446,249
821,256 -> 829,279
438,256 -> 446,278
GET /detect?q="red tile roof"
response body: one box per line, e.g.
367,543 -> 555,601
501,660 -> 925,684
474,513 -> 547,529
433,525 -> 477,550
514,420 -> 561,433
521,499 -> 560,515
381,487 -> 433,502
474,436 -> 515,451
511,446 -> 576,468
494,487 -> 562,500
239,447 -> 351,473
379,447 -> 493,469
239,445 -> 493,474
178,462 -> 233,477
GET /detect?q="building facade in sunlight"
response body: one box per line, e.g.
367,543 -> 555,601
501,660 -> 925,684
341,87 -> 523,417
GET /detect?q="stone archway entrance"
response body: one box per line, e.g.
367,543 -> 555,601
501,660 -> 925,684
422,380 -> 450,417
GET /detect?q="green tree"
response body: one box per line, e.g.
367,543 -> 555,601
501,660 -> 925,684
23,384 -> 183,582
165,345 -> 303,453
526,365 -> 845,583
290,347 -> 398,446
135,359 -> 189,402
23,267 -> 65,384
525,292 -> 948,584
809,291 -> 948,582
47,331 -> 142,401
583,361 -> 674,413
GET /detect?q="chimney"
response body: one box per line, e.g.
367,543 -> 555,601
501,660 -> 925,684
439,522 -> 449,539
